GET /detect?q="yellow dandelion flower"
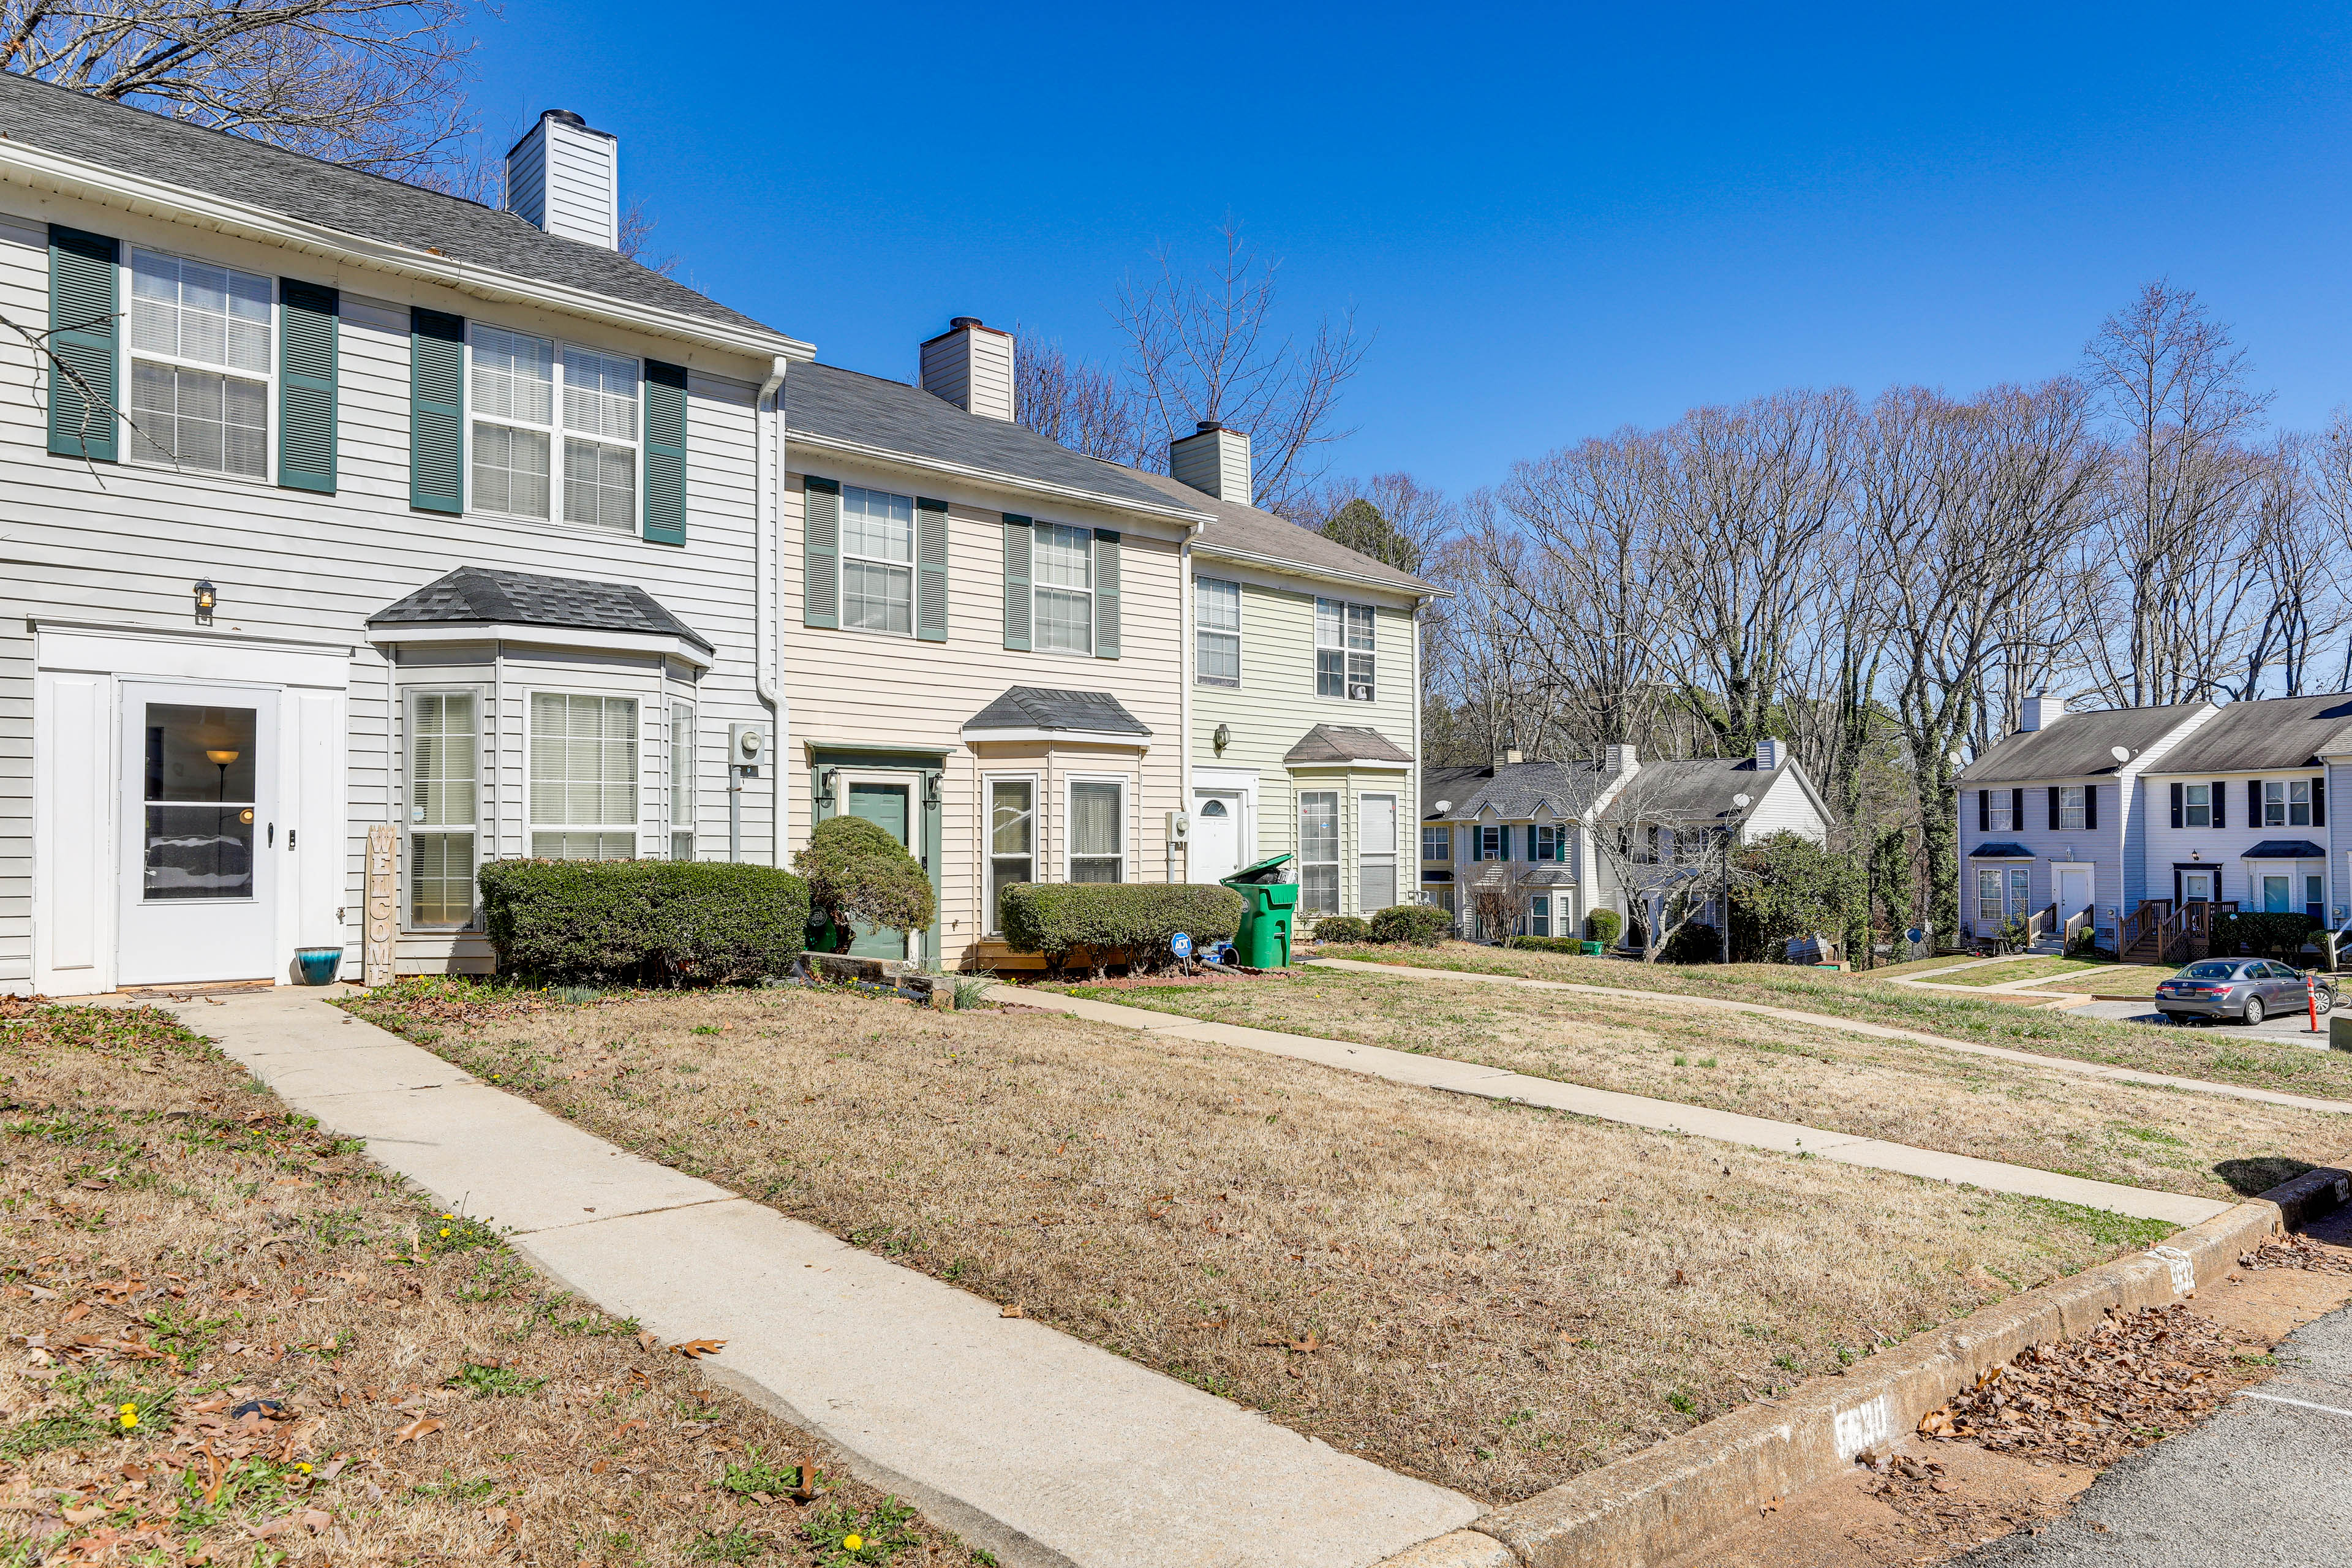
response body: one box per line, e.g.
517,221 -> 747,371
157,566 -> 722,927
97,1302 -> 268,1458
297,1462 -> 313,1473
843,1536 -> 863,1551
440,1227 -> 452,1237
118,1412 -> 138,1428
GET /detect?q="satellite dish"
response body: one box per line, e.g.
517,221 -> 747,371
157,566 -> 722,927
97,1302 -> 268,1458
2110,745 -> 2131,763
1732,793 -> 1752,810
1433,799 -> 1453,814
1947,750 -> 1964,767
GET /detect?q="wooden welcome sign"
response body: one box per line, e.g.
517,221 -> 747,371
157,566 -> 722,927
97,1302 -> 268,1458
364,823 -> 398,988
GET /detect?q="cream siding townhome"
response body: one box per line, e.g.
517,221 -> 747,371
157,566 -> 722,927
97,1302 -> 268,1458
1125,423 -> 1441,922
779,321 -> 1212,970
0,78 -> 807,995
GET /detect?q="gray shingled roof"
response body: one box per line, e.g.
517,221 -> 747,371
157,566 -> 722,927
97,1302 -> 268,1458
368,566 -> 711,652
1283,724 -> 1414,765
963,687 -> 1151,737
1422,764 -> 1492,817
1123,469 -> 1437,595
786,363 -> 1196,514
1956,704 -> 2211,784
2146,694 -> 2352,774
1441,762 -> 1608,823
1611,757 -> 1779,822
1969,842 -> 2035,859
2244,839 -> 2328,859
0,72 -> 778,337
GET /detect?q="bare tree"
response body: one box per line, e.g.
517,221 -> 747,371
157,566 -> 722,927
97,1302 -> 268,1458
1013,332 -> 1144,464
1,1 -> 477,182
1112,218 -> 1366,514
1586,773 -> 1743,964
1463,859 -> 1537,948
617,197 -> 679,278
1300,471 -> 1452,574
2233,434 -> 2347,699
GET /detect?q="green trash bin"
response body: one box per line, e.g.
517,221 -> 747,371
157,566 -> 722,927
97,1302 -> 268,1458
1579,940 -> 1605,957
1221,853 -> 1298,970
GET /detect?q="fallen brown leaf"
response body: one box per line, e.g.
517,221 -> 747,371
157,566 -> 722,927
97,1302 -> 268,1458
392,1415 -> 443,1444
671,1339 -> 725,1359
1000,1305 -> 1024,1319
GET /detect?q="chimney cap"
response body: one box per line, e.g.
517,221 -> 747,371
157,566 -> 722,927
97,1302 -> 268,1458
949,316 -> 982,330
1196,419 -> 1224,433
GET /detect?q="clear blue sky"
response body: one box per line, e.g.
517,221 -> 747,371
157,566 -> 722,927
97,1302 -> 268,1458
467,2 -> 2352,498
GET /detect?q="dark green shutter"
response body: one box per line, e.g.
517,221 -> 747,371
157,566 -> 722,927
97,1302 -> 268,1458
803,477 -> 840,628
277,279 -> 337,492
47,225 -> 118,462
1525,824 -> 1537,861
643,359 -> 687,545
1093,528 -> 1121,658
916,497 -> 948,642
409,307 -> 464,513
1002,514 -> 1032,650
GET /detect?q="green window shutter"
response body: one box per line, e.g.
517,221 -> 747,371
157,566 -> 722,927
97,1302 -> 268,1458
409,307 -> 464,513
1526,825 -> 1538,861
47,225 -> 118,462
916,497 -> 949,642
277,279 -> 338,493
1002,514 -> 1032,650
1093,528 -> 1121,658
803,477 -> 840,628
643,359 -> 687,545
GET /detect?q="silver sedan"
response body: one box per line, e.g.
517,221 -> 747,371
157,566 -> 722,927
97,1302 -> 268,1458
2154,959 -> 2337,1025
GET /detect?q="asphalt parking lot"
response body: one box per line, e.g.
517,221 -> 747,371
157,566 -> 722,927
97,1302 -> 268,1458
2072,996 -> 2340,1047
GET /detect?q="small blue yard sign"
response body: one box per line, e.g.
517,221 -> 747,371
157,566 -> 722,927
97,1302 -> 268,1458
1170,932 -> 1194,959
1904,927 -> 1926,946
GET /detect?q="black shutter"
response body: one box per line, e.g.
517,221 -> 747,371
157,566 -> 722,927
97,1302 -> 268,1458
2084,785 -> 2097,831
2011,788 -> 2024,831
2048,785 -> 2061,831
1978,790 -> 1989,832
2316,778 -> 2328,829
2249,780 -> 2263,827
2213,782 -> 2225,829
2170,781 -> 2183,829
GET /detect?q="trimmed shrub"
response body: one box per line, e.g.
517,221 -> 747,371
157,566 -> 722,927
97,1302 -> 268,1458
999,883 -> 1246,978
1507,936 -> 1600,955
794,815 -> 935,954
1661,922 -> 1720,965
1368,903 -> 1451,946
1583,909 -> 1622,946
1310,915 -> 1372,944
479,859 -> 809,985
2211,910 -> 2321,960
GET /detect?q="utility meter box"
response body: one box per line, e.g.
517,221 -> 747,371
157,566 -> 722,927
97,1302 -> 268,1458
729,722 -> 766,776
1166,810 -> 1191,843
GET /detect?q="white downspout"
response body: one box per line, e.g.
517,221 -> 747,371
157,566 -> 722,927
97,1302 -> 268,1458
1177,521 -> 1205,882
756,356 -> 789,867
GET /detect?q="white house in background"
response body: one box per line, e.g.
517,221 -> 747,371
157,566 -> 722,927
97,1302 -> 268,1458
1422,740 -> 1832,944
0,78 -> 806,993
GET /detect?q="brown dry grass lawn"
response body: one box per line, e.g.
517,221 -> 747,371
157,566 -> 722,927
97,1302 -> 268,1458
1064,968 -> 2347,1203
350,979 -> 2179,1507
0,1002 -> 976,1567
1314,942 -> 2352,1101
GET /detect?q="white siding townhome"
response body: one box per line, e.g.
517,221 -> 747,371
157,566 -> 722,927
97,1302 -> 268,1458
0,78 -> 807,994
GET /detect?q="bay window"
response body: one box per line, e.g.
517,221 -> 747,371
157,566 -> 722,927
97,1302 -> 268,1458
529,693 -> 638,859
1299,790 -> 1340,914
129,248 -> 271,478
408,692 -> 478,927
1069,778 -> 1124,882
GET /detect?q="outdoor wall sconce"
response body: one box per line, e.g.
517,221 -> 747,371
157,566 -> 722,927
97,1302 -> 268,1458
923,773 -> 941,807
1213,723 -> 1231,755
816,767 -> 838,809
193,579 -> 217,625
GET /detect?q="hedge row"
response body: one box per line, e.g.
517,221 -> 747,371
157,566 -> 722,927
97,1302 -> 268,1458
479,859 -> 809,985
999,883 -> 1245,976
1369,904 -> 1451,946
2211,910 -> 2323,960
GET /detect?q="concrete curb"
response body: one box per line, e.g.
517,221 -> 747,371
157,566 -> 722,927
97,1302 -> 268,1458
1374,1158 -> 2352,1568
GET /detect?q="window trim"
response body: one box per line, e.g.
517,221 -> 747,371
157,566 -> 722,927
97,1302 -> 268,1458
1313,597 -> 1377,702
985,771 -> 1040,931
1033,521 -> 1096,655
404,685 -> 482,930
124,244 -> 276,483
1357,790 -> 1399,914
838,483 -> 918,638
2185,783 -> 2211,829
524,688 -> 642,861
669,701 -> 696,862
2057,784 -> 2087,832
464,323 -> 643,532
1194,575 -> 1242,688
1298,788 -> 1341,915
1065,772 -> 1127,884
1986,792 -> 2014,832
1422,824 -> 1452,862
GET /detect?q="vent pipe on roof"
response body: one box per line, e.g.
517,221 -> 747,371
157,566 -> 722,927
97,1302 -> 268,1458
920,318 -> 1016,421
507,109 -> 619,250
2019,692 -> 2069,733
1170,420 -> 1253,504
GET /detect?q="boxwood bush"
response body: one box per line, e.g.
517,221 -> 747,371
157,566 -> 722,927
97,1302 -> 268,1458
1368,904 -> 1451,946
478,859 -> 809,985
1310,914 -> 1372,944
1583,909 -> 1622,946
2211,910 -> 2321,960
999,883 -> 1246,979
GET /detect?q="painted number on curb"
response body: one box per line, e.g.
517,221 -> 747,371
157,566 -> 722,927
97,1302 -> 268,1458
1832,1393 -> 1892,1460
2148,1244 -> 2196,1295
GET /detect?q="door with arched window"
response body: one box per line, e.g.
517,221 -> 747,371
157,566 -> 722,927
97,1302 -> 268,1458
1191,792 -> 1242,883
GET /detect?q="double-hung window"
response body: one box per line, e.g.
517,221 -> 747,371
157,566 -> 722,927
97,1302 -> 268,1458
1069,779 -> 1123,882
407,692 -> 478,927
1531,823 -> 1562,861
1314,599 -> 1376,700
2266,780 -> 2312,827
2057,785 -> 2086,831
1035,523 -> 1095,654
670,703 -> 696,861
470,327 -> 638,527
1478,824 -> 1506,861
841,486 -> 916,633
1422,824 -> 1452,862
1528,895 -> 1551,937
989,778 -> 1036,925
529,693 -> 638,859
129,249 -> 271,478
1986,791 -> 2013,832
1299,791 -> 1340,914
2185,783 -> 2211,828
1196,576 -> 1241,686
1977,869 -> 2003,925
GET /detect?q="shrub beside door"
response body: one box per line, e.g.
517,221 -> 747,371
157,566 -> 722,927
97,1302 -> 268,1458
478,860 -> 810,985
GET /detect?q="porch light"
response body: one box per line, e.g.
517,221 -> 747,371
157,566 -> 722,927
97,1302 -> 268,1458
816,767 -> 838,809
1213,723 -> 1231,754
193,579 -> 217,625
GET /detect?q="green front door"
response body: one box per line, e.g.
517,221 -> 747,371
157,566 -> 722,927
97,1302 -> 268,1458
847,782 -> 911,958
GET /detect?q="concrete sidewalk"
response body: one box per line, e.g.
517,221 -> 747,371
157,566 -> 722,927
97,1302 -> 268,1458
1003,982 -> 2231,1226
168,987 -> 1480,1568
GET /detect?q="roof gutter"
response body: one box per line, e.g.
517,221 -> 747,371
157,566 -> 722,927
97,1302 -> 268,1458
0,138 -> 812,363
788,429 -> 1213,528
1193,539 -> 1449,600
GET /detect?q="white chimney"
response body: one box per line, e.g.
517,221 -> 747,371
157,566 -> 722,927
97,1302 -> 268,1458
507,110 -> 619,250
1170,420 -> 1253,503
919,318 -> 1016,421
1603,744 -> 1638,774
2019,693 -> 2069,733
1755,737 -> 1785,770
1504,748 -> 1525,765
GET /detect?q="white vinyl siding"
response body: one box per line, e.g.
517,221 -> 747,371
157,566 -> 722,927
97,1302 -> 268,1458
1035,523 -> 1094,654
1195,575 -> 1240,687
1068,778 -> 1123,882
407,692 -> 477,928
529,693 -> 638,859
470,326 -> 638,529
128,247 -> 271,478
840,485 -> 915,635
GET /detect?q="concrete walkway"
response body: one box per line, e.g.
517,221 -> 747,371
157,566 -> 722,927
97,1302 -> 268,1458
166,987 -> 1480,1568
1000,984 -> 2230,1226
1303,959 -> 2352,1117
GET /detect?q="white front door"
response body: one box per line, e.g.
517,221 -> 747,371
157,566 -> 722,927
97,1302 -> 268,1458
2058,867 -> 2090,918
1191,792 -> 1243,883
118,684 -> 281,986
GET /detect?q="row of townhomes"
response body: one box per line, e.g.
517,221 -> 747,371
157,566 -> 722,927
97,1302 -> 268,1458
1418,740 -> 1834,942
1954,692 -> 2352,959
0,74 -> 1439,995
